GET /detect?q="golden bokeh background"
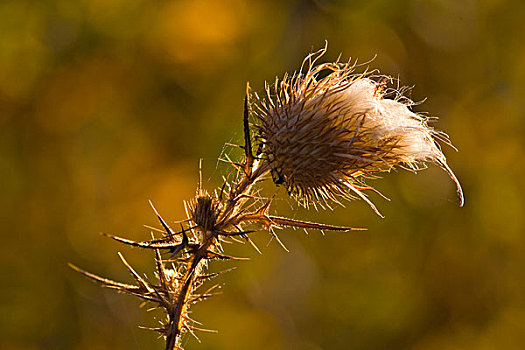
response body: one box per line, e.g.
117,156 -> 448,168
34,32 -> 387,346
1,0 -> 524,349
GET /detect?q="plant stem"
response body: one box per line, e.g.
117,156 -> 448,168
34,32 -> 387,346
165,160 -> 269,349
165,236 -> 215,350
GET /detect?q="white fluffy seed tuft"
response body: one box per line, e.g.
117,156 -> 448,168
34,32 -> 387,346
252,49 -> 464,212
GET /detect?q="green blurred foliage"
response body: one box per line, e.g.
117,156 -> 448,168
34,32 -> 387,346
1,0 -> 524,349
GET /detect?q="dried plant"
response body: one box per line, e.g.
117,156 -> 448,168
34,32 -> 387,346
70,47 -> 463,349
252,50 -> 463,213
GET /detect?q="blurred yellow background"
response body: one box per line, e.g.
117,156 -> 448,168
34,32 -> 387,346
1,0 -> 524,349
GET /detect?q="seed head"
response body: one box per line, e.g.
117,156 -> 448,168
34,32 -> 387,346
252,50 -> 464,212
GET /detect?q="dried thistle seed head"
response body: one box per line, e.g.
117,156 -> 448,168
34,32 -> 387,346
252,50 -> 464,210
189,192 -> 221,233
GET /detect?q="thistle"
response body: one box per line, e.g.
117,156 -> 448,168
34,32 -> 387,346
70,47 -> 463,349
252,48 -> 464,213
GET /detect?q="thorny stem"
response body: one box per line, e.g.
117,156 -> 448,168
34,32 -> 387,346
167,161 -> 269,349
166,154 -> 271,349
165,237 -> 214,350
219,159 -> 269,224
165,94 -> 270,346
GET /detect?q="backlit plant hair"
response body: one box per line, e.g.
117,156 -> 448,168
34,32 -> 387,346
252,49 -> 464,213
70,46 -> 463,349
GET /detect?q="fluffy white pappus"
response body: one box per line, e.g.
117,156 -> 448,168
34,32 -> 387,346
330,77 -> 464,207
342,78 -> 443,165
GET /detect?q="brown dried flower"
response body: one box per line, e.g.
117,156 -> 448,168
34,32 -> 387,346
252,49 -> 464,213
